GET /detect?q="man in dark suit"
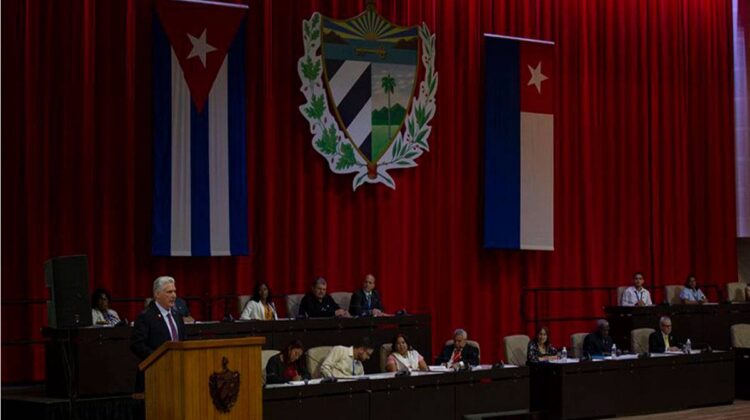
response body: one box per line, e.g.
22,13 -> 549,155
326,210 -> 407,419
435,329 -> 480,366
131,276 -> 187,361
582,319 -> 614,356
648,316 -> 681,353
349,274 -> 384,317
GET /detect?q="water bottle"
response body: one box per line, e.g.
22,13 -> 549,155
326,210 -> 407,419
611,343 -> 617,359
561,347 -> 568,361
685,338 -> 692,353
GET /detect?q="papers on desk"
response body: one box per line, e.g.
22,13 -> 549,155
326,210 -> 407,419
428,365 -> 453,372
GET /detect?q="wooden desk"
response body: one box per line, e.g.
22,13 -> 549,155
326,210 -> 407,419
530,352 -> 734,419
605,303 -> 750,350
42,314 -> 431,397
263,366 -> 529,420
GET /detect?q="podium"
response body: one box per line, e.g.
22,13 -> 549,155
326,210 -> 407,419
139,337 -> 265,420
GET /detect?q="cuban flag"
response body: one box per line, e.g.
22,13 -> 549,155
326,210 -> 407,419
152,0 -> 249,256
483,34 -> 555,250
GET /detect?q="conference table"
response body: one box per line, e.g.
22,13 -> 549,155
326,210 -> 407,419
529,351 -> 735,419
263,365 -> 530,420
42,314 -> 431,397
605,303 -> 750,350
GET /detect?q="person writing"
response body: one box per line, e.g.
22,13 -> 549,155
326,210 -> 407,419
679,275 -> 707,305
527,326 -> 559,363
620,272 -> 653,306
320,338 -> 374,378
385,333 -> 428,372
265,340 -> 310,384
435,329 -> 480,367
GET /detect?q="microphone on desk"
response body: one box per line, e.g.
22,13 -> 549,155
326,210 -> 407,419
395,370 -> 411,377
492,361 -> 505,369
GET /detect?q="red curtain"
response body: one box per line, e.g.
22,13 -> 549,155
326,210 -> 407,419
1,0 -> 737,383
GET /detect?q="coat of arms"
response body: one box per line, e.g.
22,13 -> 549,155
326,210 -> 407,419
299,4 -> 438,190
208,357 -> 240,413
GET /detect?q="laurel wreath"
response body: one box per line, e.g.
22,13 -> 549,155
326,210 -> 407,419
298,12 -> 438,190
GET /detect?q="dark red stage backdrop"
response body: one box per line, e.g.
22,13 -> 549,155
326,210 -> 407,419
1,0 -> 737,383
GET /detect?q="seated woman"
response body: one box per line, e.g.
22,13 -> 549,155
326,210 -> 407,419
527,326 -> 559,363
240,282 -> 278,320
385,333 -> 429,372
265,340 -> 310,384
680,275 -> 707,305
91,288 -> 120,326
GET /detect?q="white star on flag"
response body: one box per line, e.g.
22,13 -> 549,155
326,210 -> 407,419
187,28 -> 216,68
527,61 -> 549,94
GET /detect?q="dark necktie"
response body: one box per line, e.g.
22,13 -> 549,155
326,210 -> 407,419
167,312 -> 178,341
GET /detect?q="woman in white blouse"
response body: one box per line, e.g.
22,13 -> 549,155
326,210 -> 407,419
91,288 -> 120,326
240,282 -> 278,320
385,333 -> 428,372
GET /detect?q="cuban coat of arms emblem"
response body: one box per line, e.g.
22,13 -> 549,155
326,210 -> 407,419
299,4 -> 438,190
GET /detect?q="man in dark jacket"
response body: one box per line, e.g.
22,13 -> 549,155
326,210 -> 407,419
648,316 -> 681,353
582,319 -> 614,356
298,277 -> 350,318
435,329 -> 480,366
131,276 -> 187,360
349,274 -> 384,317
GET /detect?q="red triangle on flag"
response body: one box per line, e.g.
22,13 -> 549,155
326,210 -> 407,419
156,0 -> 247,112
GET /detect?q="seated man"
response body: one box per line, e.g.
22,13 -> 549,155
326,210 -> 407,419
679,275 -> 707,305
173,297 -> 195,324
435,328 -> 480,367
648,316 -> 681,353
319,338 -> 374,378
582,319 -> 614,357
349,274 -> 384,317
620,272 -> 653,306
298,277 -> 349,318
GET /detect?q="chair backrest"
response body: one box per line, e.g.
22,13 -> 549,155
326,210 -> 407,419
286,293 -> 304,318
502,335 -> 529,366
731,323 -> 750,348
238,294 -> 251,315
570,333 -> 588,358
380,343 -> 393,372
444,339 -> 481,364
306,346 -> 333,379
727,282 -> 747,302
330,292 -> 352,312
630,328 -> 655,353
261,349 -> 280,383
617,286 -> 628,305
664,285 -> 683,305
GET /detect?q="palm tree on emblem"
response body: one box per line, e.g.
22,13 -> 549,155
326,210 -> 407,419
381,73 -> 396,139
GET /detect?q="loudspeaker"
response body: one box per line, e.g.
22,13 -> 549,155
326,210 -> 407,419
44,255 -> 92,328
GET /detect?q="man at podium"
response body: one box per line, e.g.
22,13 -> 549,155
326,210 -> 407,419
131,276 -> 187,360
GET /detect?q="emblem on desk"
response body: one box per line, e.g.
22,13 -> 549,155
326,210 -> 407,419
209,357 -> 240,413
298,2 -> 437,190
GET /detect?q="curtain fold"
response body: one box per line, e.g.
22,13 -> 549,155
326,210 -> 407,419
1,0 -> 737,382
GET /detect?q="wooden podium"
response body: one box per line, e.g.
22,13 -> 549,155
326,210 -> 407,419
139,337 -> 265,420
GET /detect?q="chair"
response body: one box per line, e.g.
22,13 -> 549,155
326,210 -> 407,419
238,294 -> 251,315
664,285 -> 683,305
306,346 -> 333,378
617,286 -> 628,305
286,293 -> 304,318
631,328 -> 655,353
727,282 -> 747,302
379,343 -> 393,372
261,349 -> 280,383
144,297 -> 153,308
330,292 -> 352,312
570,333 -> 588,358
502,335 -> 529,366
731,324 -> 750,348
444,339 -> 481,364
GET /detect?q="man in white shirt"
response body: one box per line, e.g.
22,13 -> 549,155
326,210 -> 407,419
320,339 -> 374,378
620,272 -> 653,306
